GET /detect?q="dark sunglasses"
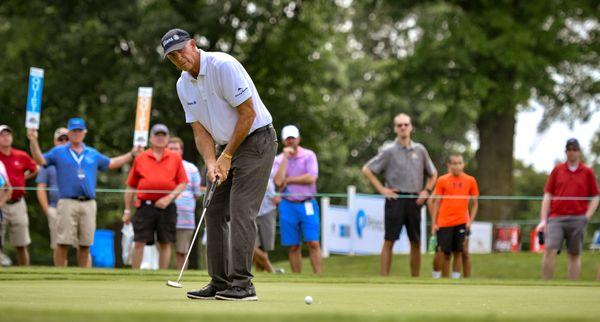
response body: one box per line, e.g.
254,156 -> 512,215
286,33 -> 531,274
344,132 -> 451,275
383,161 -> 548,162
57,135 -> 69,142
395,123 -> 410,128
566,147 -> 580,152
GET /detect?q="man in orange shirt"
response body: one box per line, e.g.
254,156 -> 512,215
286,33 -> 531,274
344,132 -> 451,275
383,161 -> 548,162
123,124 -> 188,269
431,153 -> 479,278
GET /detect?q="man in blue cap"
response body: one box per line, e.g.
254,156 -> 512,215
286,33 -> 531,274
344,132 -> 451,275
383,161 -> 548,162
27,117 -> 141,267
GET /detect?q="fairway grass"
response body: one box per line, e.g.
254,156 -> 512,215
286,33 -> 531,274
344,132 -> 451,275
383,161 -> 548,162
1,254 -> 599,322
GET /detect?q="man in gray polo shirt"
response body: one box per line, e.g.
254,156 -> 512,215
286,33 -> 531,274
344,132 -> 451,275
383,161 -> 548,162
362,113 -> 437,277
162,28 -> 277,301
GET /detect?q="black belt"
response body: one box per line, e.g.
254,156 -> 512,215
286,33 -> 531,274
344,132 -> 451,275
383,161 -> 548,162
6,198 -> 21,205
285,198 -> 314,203
247,124 -> 273,138
67,196 -> 94,201
218,124 -> 273,150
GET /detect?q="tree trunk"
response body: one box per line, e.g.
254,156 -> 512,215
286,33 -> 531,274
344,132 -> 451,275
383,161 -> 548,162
475,108 -> 516,221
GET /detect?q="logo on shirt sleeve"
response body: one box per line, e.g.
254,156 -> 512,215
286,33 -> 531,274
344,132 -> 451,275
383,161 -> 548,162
186,100 -> 197,105
235,87 -> 249,98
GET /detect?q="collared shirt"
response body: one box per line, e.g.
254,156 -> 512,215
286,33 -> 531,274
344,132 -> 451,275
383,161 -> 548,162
273,146 -> 318,202
258,172 -> 277,217
176,49 -> 273,145
175,160 -> 202,229
36,165 -> 59,207
44,143 -> 110,199
545,162 -> 599,217
127,149 -> 188,202
0,148 -> 37,201
366,140 -> 437,193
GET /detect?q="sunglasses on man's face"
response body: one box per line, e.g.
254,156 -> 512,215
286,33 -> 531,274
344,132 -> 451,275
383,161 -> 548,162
57,135 -> 69,142
395,123 -> 411,128
566,147 -> 580,152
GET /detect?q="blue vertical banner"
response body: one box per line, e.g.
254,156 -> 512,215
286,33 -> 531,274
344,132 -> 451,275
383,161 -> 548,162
25,67 -> 45,129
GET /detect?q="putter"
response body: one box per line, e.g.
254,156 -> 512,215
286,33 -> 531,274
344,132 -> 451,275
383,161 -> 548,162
166,178 -> 220,288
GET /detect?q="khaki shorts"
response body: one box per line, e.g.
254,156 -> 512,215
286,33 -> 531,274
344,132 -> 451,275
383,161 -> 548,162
256,209 -> 276,251
1,198 -> 31,247
547,215 -> 588,255
175,229 -> 194,254
56,199 -> 97,246
47,207 -> 58,249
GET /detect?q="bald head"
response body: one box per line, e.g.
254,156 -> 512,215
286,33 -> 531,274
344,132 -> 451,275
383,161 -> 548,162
393,113 -> 413,139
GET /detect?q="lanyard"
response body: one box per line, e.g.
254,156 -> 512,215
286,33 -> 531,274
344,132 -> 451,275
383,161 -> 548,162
69,148 -> 85,168
69,148 -> 86,180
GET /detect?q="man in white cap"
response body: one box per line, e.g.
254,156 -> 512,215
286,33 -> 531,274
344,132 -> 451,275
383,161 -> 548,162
162,28 -> 277,301
273,125 -> 322,274
36,127 -> 69,265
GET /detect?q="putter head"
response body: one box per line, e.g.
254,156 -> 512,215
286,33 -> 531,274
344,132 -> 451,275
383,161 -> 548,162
166,280 -> 182,288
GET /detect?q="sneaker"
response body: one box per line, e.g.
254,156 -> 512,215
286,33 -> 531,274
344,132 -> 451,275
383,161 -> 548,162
0,252 -> 12,267
187,284 -> 223,300
215,285 -> 258,301
274,268 -> 285,274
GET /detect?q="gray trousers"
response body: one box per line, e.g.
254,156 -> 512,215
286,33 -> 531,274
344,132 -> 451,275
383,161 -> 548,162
206,127 -> 277,288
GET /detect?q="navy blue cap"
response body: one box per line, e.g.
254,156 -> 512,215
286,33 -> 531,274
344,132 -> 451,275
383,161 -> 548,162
566,138 -> 580,150
161,28 -> 191,58
67,117 -> 86,131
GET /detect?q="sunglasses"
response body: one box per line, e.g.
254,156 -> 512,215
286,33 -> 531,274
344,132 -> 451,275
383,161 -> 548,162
57,135 -> 69,142
566,147 -> 580,152
395,123 -> 411,128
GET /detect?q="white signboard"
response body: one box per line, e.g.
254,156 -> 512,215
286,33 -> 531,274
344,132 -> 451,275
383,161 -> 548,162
468,222 -> 493,254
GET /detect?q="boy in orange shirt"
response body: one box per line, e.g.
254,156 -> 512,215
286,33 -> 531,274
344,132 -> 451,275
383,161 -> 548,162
431,153 -> 479,278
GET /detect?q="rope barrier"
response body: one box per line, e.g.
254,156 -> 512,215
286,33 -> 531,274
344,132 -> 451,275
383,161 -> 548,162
1,186 -> 598,201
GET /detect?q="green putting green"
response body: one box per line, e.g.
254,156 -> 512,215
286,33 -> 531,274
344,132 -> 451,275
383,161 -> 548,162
0,253 -> 599,322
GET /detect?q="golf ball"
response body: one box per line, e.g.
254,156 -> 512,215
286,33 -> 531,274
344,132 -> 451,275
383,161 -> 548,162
304,296 -> 313,305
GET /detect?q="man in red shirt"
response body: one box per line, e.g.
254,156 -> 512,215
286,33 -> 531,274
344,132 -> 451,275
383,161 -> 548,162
537,138 -> 599,280
0,125 -> 38,265
123,124 -> 188,269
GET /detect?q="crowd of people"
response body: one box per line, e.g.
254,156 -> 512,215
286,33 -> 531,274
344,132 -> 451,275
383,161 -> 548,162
0,27 -> 599,302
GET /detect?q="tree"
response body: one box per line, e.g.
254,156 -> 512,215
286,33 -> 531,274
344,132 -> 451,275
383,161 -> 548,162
350,0 -> 599,219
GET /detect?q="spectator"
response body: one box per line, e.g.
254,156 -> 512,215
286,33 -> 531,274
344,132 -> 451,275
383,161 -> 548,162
537,138 -> 599,280
27,117 -> 140,268
35,127 -> 69,266
362,113 -> 437,277
273,125 -> 322,274
0,124 -> 38,266
0,159 -> 13,266
167,136 -> 202,270
430,153 -> 479,279
253,169 -> 280,273
123,124 -> 188,270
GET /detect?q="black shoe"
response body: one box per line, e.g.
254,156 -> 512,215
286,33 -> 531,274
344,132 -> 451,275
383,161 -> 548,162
215,285 -> 258,301
187,284 -> 223,300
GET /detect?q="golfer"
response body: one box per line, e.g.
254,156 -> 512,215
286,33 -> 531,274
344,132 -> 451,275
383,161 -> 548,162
362,113 -> 437,277
162,28 -> 277,301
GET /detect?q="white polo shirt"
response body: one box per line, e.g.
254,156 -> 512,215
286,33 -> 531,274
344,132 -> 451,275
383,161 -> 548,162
176,49 -> 272,145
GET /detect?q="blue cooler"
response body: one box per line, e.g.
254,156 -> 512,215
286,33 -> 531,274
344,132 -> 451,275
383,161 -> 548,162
90,229 -> 115,268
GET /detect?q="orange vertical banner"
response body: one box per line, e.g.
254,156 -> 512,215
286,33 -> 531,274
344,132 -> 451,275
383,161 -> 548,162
133,87 -> 153,147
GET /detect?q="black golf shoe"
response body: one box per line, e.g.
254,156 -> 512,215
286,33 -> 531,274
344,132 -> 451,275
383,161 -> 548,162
215,285 -> 258,301
187,284 -> 223,300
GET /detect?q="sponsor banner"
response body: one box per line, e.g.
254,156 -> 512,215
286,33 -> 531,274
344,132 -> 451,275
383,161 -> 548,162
468,222 -> 493,254
133,87 -> 153,147
322,190 -> 493,255
25,67 -> 45,129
